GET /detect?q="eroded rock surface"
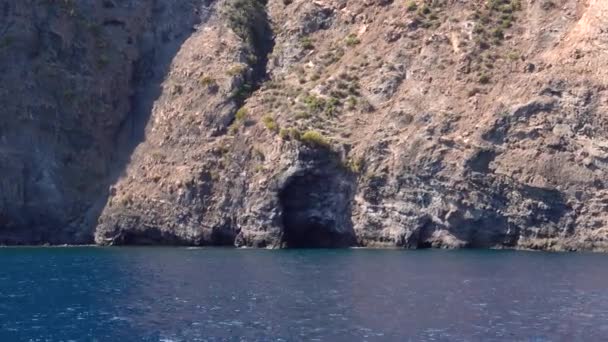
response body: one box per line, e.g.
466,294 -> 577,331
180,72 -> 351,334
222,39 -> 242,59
2,0 -> 608,251
0,0 -> 208,243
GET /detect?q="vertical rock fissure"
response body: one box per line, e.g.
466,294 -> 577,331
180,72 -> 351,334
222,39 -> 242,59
223,0 -> 275,124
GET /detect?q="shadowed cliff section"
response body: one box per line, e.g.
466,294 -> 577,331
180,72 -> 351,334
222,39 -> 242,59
221,0 -> 274,131
91,1 -> 214,242
119,2 -> 214,152
94,0 -> 277,246
0,1 -> 209,244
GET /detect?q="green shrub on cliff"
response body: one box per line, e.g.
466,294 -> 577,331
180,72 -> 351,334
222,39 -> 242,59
342,156 -> 365,174
235,107 -> 248,122
300,130 -> 330,148
200,75 -> 216,87
300,37 -> 314,50
345,34 -> 361,47
279,127 -> 301,140
262,115 -> 279,132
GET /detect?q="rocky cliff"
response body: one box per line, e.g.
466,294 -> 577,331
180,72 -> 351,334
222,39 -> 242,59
1,0 -> 607,251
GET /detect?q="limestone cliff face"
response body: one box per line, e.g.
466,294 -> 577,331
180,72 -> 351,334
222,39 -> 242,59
2,0 -> 608,251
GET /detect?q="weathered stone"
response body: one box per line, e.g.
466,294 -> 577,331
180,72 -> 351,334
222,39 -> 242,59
1,0 -> 608,252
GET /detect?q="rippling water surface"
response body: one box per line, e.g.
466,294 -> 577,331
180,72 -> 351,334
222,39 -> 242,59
1,248 -> 608,341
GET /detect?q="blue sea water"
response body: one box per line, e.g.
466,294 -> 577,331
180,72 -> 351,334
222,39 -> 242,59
1,248 -> 608,341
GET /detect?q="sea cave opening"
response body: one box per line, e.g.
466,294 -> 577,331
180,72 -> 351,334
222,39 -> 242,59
278,171 -> 356,248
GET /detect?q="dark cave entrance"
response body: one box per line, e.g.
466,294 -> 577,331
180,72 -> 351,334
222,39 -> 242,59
279,170 -> 357,248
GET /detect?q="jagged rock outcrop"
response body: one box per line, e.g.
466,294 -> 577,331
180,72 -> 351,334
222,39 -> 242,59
2,0 -> 608,251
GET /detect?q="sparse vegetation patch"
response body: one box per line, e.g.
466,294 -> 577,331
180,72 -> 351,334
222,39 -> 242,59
300,130 -> 330,148
262,115 -> 279,132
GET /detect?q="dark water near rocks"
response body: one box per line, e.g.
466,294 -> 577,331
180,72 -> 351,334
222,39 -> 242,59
1,248 -> 608,341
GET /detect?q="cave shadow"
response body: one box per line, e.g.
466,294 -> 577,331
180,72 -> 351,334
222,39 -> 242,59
278,149 -> 358,249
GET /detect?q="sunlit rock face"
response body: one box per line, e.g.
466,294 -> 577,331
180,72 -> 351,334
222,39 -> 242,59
2,0 -> 608,251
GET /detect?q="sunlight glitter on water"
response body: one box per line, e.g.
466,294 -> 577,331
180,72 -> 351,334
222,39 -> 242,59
0,248 -> 607,341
